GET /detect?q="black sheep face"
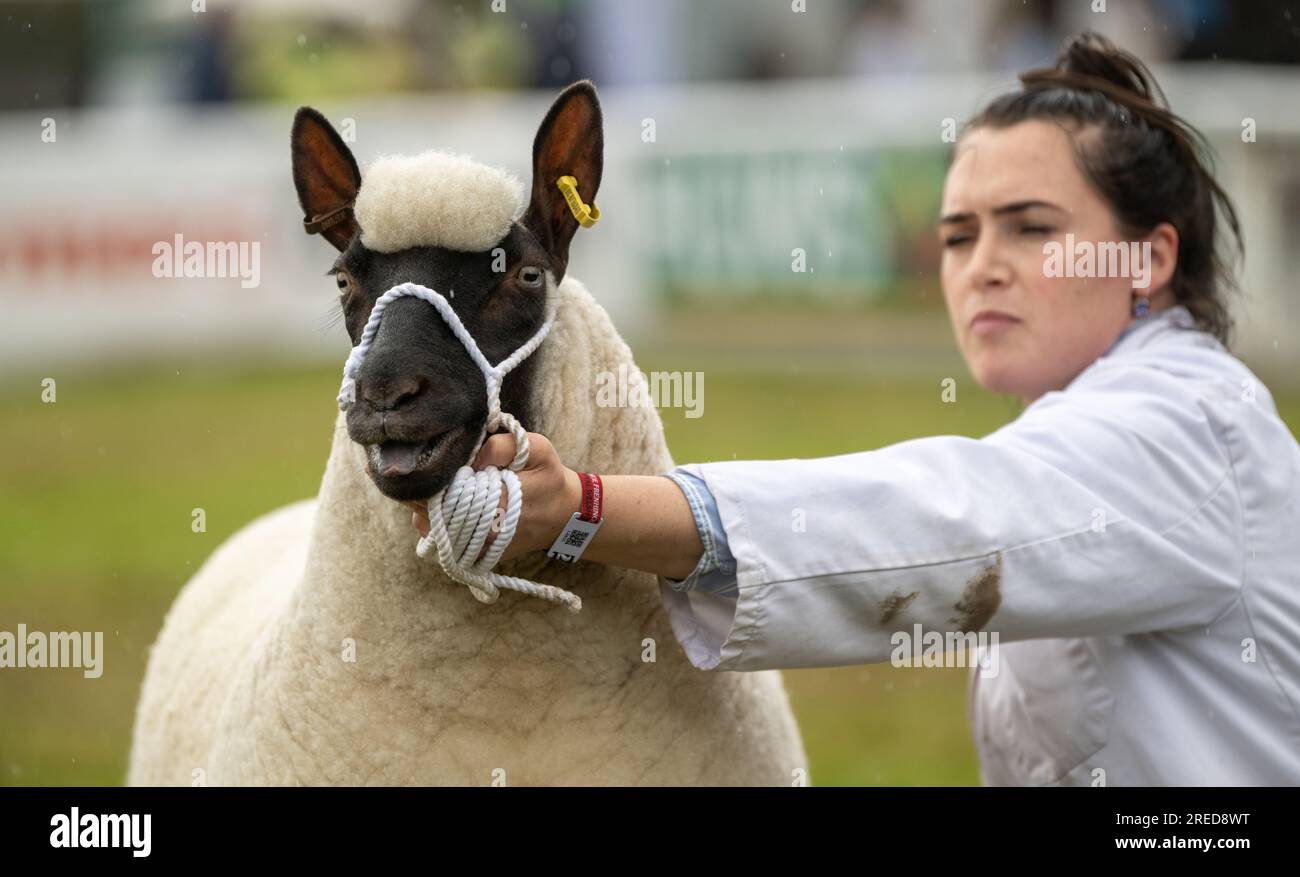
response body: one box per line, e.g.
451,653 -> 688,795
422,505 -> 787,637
290,82 -> 604,501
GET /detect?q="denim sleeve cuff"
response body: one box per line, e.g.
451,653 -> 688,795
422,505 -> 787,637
660,469 -> 739,597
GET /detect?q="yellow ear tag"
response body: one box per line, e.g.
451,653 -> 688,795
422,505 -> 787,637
556,175 -> 601,228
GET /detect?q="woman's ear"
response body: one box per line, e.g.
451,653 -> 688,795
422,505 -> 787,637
1144,221 -> 1179,303
291,107 -> 361,252
521,81 -> 604,282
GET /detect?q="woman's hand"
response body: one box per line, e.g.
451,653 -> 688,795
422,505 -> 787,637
405,432 -> 581,564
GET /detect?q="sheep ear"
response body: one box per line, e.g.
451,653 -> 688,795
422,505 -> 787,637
522,81 -> 604,281
291,107 -> 361,252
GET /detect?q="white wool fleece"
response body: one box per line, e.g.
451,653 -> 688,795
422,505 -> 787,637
127,274 -> 808,786
353,151 -> 526,253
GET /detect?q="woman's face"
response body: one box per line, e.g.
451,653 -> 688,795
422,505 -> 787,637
939,119 -> 1174,403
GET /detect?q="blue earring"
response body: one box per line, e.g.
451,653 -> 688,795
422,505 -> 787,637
1132,295 -> 1150,318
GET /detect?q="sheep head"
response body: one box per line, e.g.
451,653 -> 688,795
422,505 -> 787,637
291,81 -> 604,502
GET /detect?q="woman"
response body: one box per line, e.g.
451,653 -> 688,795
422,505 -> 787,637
417,33 -> 1300,785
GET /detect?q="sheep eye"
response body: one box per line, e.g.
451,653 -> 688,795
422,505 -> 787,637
334,271 -> 353,299
518,266 -> 544,287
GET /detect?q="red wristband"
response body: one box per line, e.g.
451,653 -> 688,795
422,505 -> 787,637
577,472 -> 603,524
546,472 -> 605,563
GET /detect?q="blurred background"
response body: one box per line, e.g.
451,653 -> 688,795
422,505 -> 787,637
2,0 -> 1298,786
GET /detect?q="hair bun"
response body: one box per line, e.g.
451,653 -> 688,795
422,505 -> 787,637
1058,32 -> 1157,101
1021,31 -> 1166,107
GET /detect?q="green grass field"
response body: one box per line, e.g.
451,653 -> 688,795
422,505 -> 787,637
3,325 -> 1295,786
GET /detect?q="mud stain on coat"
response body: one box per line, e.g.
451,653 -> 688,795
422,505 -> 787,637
879,590 -> 919,625
951,552 -> 1002,632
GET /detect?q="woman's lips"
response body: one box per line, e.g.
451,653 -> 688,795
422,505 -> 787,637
970,310 -> 1022,337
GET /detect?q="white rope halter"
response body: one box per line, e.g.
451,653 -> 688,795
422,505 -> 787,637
338,281 -> 582,614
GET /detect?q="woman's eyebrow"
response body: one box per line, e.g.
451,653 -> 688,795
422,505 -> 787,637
992,199 -> 1068,216
939,199 -> 1068,225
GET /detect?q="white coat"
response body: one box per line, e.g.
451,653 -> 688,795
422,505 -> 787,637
658,305 -> 1300,785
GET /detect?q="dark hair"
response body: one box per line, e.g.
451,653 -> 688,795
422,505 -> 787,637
962,31 -> 1243,346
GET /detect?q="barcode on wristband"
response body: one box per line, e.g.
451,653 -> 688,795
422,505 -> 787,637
547,513 -> 602,563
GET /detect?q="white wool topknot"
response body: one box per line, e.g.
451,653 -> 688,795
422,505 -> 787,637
353,151 -> 526,254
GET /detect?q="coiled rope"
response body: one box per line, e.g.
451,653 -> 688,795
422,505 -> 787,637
338,281 -> 582,613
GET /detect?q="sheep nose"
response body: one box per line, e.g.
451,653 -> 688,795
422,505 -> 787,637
359,376 -> 424,412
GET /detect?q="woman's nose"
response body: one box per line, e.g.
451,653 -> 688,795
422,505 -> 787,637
968,232 -> 1013,289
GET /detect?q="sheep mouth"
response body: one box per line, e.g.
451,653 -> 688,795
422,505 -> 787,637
367,428 -> 464,479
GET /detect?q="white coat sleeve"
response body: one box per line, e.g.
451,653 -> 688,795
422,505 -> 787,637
657,361 -> 1244,671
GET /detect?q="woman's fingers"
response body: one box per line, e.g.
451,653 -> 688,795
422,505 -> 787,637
406,431 -> 557,562
473,433 -> 519,470
403,500 -> 429,537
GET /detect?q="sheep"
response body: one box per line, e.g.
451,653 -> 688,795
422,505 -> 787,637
127,82 -> 808,786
